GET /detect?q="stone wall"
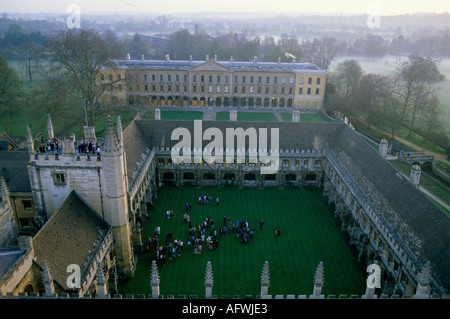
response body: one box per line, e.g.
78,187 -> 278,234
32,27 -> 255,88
28,153 -> 104,220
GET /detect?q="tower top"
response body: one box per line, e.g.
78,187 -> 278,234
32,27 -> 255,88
117,115 -> 123,145
0,176 -> 9,199
26,126 -> 34,154
314,261 -> 324,287
204,261 -> 214,287
47,114 -> 54,140
418,261 -> 432,286
103,116 -> 121,155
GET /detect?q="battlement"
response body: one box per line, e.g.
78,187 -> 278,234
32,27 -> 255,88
2,292 -> 449,299
32,152 -> 102,166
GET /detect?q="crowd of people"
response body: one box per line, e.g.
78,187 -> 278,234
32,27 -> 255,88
145,194 -> 281,267
77,139 -> 100,155
198,195 -> 212,205
147,228 -> 185,266
38,138 -> 62,154
35,138 -> 102,159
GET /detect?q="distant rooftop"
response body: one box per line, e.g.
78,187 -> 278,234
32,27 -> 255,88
110,57 -> 326,74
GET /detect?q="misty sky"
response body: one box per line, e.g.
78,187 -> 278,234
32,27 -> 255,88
2,0 -> 449,15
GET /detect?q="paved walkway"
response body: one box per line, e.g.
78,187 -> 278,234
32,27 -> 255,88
367,124 -> 450,166
202,109 -> 216,121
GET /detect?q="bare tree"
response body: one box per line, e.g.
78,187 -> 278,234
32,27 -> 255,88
331,59 -> 363,99
407,84 -> 435,137
394,54 -> 444,129
419,92 -> 444,138
17,43 -> 41,82
0,55 -> 21,134
46,29 -> 124,125
315,37 -> 342,71
379,95 -> 403,139
351,73 -> 391,127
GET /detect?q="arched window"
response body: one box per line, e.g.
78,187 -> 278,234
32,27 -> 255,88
204,172 -> 215,180
24,284 -> 34,294
224,173 -> 235,181
244,173 -> 256,181
183,172 -> 195,180
285,174 -> 296,181
163,172 -> 174,180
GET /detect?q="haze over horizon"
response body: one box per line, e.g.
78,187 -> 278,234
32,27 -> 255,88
2,0 -> 449,16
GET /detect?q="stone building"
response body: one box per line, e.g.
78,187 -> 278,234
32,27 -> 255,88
99,55 -> 326,110
0,150 -> 34,235
0,190 -> 114,296
1,112 -> 449,298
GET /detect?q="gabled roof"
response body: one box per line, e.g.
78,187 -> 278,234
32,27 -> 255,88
0,132 -> 20,151
0,249 -> 26,282
192,60 -> 230,72
0,151 -> 31,192
32,190 -> 110,291
112,58 -> 326,74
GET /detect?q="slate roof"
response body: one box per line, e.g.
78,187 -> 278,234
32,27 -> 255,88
330,125 -> 450,290
0,132 -> 21,151
0,249 -> 26,282
122,115 -> 153,188
112,59 -> 326,74
123,119 -> 450,291
0,151 -> 31,192
32,190 -> 110,291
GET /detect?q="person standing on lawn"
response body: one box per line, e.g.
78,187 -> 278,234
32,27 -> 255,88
275,228 -> 281,238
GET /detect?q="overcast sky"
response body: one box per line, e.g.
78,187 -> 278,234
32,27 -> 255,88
1,0 -> 449,15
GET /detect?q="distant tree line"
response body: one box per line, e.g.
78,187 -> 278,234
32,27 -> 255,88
0,21 -> 449,146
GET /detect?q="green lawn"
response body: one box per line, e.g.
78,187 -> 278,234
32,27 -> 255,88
118,186 -> 366,298
216,111 -> 230,121
237,112 -> 278,122
215,111 -> 278,122
160,111 -> 204,120
394,127 -> 447,156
